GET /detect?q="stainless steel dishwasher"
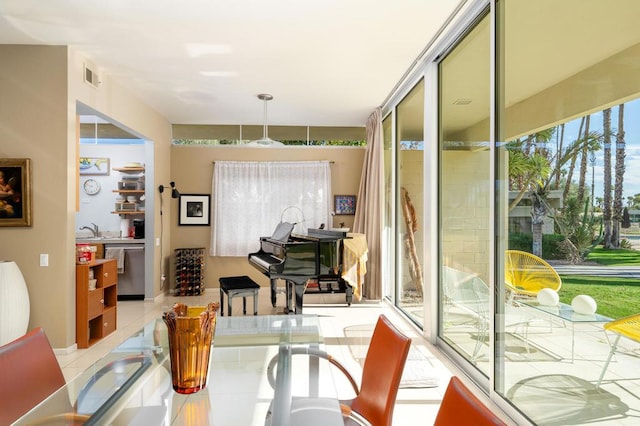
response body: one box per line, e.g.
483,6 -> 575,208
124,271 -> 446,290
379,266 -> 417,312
105,243 -> 145,300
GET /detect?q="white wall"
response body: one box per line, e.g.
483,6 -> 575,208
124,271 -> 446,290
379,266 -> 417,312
76,144 -> 146,237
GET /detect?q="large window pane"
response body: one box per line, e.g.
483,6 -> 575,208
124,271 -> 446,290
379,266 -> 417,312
497,1 -> 640,423
382,115 -> 395,302
396,80 -> 425,326
438,13 -> 491,375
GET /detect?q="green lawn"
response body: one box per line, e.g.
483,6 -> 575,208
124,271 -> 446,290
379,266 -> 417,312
586,246 -> 640,266
558,275 -> 640,319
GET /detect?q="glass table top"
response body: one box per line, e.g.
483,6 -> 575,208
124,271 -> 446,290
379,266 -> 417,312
17,314 -> 339,426
520,301 -> 611,323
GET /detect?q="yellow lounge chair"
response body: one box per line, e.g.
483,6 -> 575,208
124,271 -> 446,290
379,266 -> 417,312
597,313 -> 640,386
504,250 -> 562,301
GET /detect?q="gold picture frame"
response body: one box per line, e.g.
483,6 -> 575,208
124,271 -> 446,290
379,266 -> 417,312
0,158 -> 32,227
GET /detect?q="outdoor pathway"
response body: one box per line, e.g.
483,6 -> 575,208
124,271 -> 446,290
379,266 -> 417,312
551,264 -> 640,278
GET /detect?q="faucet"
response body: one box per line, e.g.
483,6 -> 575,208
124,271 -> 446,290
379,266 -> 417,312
79,223 -> 99,238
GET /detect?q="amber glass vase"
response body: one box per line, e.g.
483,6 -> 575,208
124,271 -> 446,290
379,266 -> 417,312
163,302 -> 219,394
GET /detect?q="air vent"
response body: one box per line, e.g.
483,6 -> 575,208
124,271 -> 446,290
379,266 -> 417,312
453,98 -> 472,105
83,62 -> 100,88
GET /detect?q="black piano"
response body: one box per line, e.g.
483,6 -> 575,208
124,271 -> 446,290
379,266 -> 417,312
248,225 -> 352,314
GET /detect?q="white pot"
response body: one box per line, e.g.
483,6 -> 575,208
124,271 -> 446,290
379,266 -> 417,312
0,261 -> 30,345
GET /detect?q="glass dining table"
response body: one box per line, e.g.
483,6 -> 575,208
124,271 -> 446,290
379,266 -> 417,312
16,314 -> 343,425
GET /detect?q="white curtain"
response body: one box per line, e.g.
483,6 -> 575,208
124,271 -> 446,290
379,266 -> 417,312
211,161 -> 332,256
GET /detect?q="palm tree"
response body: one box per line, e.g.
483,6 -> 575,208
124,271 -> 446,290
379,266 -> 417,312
508,129 -> 590,256
553,124 -> 566,189
576,115 -> 591,207
602,108 -> 612,248
563,117 -> 585,205
612,104 -> 626,248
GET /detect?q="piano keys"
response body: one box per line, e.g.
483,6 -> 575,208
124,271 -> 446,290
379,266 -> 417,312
248,227 -> 352,314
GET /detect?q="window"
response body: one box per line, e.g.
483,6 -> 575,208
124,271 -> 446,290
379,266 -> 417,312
210,161 -> 332,256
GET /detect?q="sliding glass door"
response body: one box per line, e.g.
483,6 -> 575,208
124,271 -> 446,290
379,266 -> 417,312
396,80 -> 425,326
437,12 -> 491,375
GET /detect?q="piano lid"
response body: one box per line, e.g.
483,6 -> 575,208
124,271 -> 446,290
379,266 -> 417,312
300,228 -> 349,240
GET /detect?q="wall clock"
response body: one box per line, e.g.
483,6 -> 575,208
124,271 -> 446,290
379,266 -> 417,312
83,178 -> 101,195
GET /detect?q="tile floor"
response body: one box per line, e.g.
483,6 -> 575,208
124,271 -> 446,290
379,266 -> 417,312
54,288 -> 512,425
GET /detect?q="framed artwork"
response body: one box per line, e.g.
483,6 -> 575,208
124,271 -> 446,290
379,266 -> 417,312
179,194 -> 211,226
79,157 -> 110,175
0,158 -> 32,227
334,194 -> 356,215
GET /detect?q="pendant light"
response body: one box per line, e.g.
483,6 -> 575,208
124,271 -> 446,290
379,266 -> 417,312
247,94 -> 284,147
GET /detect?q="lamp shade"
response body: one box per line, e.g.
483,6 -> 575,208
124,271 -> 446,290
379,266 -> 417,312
0,261 -> 30,345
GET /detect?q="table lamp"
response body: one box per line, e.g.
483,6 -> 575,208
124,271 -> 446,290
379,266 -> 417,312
0,261 -> 30,345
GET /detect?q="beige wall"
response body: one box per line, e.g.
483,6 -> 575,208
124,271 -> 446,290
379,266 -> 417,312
0,45 -> 172,349
0,45 -> 70,348
68,47 -> 173,303
168,145 -> 365,290
441,150 -> 491,282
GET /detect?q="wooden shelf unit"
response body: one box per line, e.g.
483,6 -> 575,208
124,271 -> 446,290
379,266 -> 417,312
76,259 -> 118,348
113,166 -> 145,216
112,167 -> 145,173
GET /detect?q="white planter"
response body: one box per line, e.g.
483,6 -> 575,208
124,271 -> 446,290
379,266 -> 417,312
0,261 -> 30,345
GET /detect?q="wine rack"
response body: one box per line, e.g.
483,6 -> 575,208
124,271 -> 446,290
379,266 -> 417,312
174,247 -> 205,296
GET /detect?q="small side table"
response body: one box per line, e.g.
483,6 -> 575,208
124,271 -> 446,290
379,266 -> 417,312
519,301 -> 611,362
219,276 -> 260,316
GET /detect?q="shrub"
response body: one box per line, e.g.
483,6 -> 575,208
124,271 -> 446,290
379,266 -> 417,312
508,233 -> 564,259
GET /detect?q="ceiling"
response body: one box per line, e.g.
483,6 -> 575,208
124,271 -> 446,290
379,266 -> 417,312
0,0 -> 463,127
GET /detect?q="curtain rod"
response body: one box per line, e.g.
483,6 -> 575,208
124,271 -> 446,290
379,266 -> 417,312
212,160 -> 335,164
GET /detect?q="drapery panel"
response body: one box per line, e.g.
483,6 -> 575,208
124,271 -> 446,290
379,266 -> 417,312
353,108 -> 383,300
211,161 -> 332,256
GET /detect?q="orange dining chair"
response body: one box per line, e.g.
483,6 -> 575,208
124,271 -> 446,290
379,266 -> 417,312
434,376 -> 507,425
267,314 -> 411,426
0,327 -> 81,424
0,327 -> 150,425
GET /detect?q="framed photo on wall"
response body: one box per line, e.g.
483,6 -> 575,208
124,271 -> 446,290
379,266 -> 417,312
79,157 -> 110,175
179,194 -> 211,226
0,158 -> 32,227
334,194 -> 356,215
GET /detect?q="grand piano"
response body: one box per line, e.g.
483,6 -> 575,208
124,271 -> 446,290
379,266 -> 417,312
248,224 -> 352,314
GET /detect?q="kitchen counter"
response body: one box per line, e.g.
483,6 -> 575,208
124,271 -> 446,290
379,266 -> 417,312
75,237 -> 145,244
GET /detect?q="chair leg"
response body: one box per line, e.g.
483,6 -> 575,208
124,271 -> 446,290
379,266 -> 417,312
597,334 -> 621,387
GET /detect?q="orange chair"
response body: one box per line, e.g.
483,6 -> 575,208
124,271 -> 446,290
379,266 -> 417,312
434,376 -> 507,425
268,314 -> 411,425
0,327 -> 72,424
0,327 -> 148,424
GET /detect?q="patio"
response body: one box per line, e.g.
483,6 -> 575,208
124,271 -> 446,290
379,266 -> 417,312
443,302 -> 640,425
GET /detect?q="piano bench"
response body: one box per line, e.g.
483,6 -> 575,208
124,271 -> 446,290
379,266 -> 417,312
219,276 -> 260,316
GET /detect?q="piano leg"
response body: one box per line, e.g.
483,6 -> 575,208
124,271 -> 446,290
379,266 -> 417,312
345,282 -> 353,306
270,278 -> 278,307
283,280 -> 306,314
293,280 -> 307,314
285,280 -> 292,313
